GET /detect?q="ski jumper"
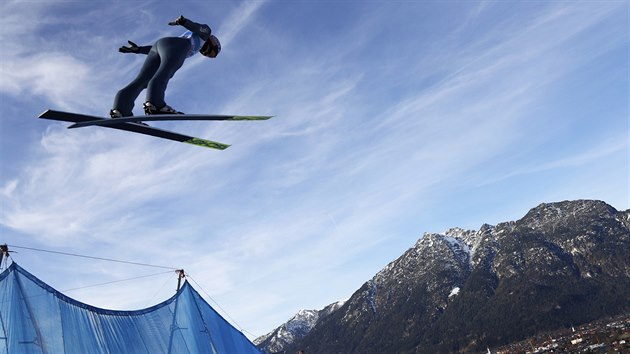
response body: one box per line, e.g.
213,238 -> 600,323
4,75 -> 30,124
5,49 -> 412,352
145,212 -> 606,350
112,19 -> 212,116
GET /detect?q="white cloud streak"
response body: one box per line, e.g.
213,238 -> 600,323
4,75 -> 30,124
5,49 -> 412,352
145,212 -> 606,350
218,0 -> 268,46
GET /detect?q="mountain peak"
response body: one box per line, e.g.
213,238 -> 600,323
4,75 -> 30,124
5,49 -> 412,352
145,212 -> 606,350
254,301 -> 346,353
258,200 -> 630,353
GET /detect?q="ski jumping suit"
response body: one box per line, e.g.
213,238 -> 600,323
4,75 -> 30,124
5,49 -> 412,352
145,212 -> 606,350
112,19 -> 212,116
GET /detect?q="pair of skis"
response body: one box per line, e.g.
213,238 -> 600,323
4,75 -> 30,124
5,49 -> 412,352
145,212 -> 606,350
38,110 -> 272,150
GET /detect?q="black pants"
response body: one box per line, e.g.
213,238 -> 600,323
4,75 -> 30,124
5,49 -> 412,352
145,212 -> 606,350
113,37 -> 191,116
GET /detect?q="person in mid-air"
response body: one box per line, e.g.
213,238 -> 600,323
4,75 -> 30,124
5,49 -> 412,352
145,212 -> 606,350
110,15 -> 221,118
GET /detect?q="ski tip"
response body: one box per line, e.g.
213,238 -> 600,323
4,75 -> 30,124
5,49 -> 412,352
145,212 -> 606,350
38,109 -> 53,118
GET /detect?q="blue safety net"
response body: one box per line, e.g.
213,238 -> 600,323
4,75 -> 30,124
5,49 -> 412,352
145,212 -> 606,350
0,262 -> 261,354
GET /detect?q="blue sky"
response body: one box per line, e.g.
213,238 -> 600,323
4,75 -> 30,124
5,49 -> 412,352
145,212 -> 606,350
1,0 -> 628,339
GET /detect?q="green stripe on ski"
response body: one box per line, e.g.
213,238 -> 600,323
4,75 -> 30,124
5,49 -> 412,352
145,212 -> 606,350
185,138 -> 231,150
229,116 -> 273,121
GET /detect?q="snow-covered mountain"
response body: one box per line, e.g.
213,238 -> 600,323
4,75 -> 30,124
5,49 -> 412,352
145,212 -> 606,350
257,200 -> 630,353
254,301 -> 345,353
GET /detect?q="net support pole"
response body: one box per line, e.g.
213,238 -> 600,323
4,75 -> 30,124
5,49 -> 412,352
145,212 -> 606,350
176,269 -> 185,292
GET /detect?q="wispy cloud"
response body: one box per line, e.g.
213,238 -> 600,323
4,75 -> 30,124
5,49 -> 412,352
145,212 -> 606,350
218,0 -> 268,46
0,123 -> 232,242
1,54 -> 93,109
478,136 -> 629,187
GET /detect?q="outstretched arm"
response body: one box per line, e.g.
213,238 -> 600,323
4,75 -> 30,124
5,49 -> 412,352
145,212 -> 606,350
119,40 -> 152,55
169,15 -> 212,41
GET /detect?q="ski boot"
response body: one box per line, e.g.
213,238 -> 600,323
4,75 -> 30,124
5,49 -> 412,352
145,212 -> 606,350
143,101 -> 184,115
109,109 -> 125,118
110,109 -> 148,126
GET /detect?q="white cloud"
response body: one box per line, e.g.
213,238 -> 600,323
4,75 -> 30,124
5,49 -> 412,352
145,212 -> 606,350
479,136 -> 629,187
1,54 -> 92,108
218,0 -> 268,46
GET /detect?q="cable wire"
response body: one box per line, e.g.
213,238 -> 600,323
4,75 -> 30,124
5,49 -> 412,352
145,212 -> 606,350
187,274 -> 259,339
61,270 -> 175,293
149,271 -> 178,303
8,244 -> 178,270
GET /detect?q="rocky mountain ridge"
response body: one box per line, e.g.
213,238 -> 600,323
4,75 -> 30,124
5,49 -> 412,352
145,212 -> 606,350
257,200 -> 630,353
254,301 -> 345,353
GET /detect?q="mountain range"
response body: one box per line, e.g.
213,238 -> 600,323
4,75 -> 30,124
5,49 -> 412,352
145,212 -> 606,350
255,200 -> 630,353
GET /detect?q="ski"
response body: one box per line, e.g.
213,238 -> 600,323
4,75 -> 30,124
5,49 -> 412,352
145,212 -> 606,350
68,113 -> 273,129
38,109 -> 231,150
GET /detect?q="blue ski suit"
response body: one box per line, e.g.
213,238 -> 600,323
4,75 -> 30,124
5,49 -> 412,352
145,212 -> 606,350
112,18 -> 212,116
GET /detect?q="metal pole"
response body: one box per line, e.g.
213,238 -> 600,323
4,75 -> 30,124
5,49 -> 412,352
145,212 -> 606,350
176,269 -> 185,291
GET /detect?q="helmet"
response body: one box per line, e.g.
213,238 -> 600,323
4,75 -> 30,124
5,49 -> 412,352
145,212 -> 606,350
200,35 -> 221,58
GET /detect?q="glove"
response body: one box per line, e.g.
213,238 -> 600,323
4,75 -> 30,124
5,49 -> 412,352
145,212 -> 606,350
119,40 -> 140,54
168,15 -> 186,26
